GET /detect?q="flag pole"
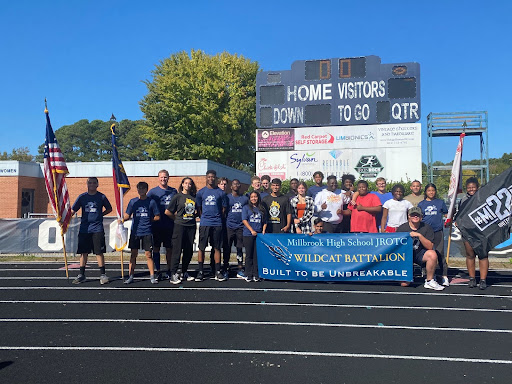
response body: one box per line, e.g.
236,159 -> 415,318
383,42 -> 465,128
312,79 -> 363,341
121,249 -> 124,278
445,222 -> 453,265
61,232 -> 69,279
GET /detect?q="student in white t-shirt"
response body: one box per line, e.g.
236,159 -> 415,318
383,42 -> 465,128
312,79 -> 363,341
381,184 -> 413,233
314,175 -> 351,233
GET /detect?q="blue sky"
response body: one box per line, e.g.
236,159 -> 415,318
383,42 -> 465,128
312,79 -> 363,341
0,0 -> 510,163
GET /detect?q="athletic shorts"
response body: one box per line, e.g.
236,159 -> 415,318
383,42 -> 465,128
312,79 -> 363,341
198,226 -> 222,251
152,227 -> 173,249
463,240 -> 488,259
129,234 -> 153,252
413,249 -> 427,266
77,232 -> 106,255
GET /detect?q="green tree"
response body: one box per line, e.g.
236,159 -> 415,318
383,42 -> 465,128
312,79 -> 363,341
36,119 -> 150,162
140,49 -> 259,170
0,147 -> 34,162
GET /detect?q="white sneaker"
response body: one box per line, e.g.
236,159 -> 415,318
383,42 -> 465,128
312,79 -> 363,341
124,275 -> 134,284
442,276 -> 450,287
424,279 -> 445,291
150,275 -> 159,284
183,272 -> 194,282
99,274 -> 109,285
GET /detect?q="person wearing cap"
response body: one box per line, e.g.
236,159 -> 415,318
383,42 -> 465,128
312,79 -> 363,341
397,207 -> 445,291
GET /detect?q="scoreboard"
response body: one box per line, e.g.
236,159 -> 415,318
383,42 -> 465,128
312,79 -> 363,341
256,55 -> 420,128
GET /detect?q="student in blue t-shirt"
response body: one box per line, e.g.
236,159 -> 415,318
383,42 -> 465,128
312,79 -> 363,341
71,177 -> 112,285
370,177 -> 392,231
226,179 -> 249,278
418,183 -> 449,287
242,191 -> 267,282
306,171 -> 326,201
122,182 -> 160,285
147,169 -> 177,280
194,170 -> 228,282
210,177 -> 230,277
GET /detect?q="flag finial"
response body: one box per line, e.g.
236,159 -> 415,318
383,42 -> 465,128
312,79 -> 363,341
110,113 -> 116,121
44,98 -> 48,114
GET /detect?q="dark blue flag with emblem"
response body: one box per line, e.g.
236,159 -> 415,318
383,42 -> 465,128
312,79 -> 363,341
456,167 -> 512,257
111,121 -> 130,250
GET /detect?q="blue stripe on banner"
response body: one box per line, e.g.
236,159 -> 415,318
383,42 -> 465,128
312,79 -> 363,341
256,233 -> 413,282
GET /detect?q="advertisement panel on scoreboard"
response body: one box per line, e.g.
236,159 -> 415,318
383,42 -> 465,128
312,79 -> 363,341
256,123 -> 421,152
256,151 -> 287,180
255,146 -> 421,182
256,128 -> 295,151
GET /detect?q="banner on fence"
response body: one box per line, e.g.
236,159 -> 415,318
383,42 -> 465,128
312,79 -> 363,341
256,233 -> 413,282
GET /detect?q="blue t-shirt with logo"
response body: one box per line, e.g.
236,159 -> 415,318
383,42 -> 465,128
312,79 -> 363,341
126,197 -> 160,236
147,186 -> 177,229
226,194 -> 249,230
196,187 -> 227,226
72,192 -> 112,234
418,198 -> 448,232
371,191 -> 393,228
242,205 -> 266,236
307,185 -> 326,200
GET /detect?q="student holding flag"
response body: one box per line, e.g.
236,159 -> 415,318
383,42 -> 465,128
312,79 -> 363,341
71,177 -> 112,284
456,177 -> 489,289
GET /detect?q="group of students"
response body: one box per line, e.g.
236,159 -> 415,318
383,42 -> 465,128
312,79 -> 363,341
70,169 -> 487,290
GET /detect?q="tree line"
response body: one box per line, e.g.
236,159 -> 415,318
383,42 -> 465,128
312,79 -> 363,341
1,49 -> 508,195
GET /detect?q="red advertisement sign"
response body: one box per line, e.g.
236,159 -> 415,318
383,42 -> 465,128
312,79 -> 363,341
256,129 -> 295,151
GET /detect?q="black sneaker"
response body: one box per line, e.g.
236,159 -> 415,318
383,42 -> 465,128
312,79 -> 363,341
479,279 -> 487,290
468,277 -> 477,288
215,271 -> 227,282
195,271 -> 204,282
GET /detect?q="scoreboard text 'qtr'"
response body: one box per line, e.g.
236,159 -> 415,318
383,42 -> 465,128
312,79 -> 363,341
256,55 -> 420,128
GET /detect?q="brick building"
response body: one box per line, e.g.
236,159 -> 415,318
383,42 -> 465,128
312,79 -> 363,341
0,160 -> 250,219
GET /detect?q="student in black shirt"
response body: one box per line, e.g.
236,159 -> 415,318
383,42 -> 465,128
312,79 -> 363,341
262,178 -> 291,233
165,177 -> 198,284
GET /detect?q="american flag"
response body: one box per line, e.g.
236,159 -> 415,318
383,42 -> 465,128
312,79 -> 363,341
43,105 -> 72,235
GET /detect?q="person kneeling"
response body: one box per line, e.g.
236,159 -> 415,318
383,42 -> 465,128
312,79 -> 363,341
397,207 -> 444,291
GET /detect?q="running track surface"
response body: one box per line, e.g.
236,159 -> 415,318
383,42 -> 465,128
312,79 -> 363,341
0,262 -> 511,383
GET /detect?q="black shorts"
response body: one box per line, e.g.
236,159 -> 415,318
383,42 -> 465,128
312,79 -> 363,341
463,240 -> 488,259
152,227 -> 173,249
198,226 -> 222,251
77,232 -> 106,255
227,227 -> 243,249
129,234 -> 153,252
413,249 -> 427,266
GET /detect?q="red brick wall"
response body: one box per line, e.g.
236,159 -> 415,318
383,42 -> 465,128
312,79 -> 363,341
0,176 -> 19,218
